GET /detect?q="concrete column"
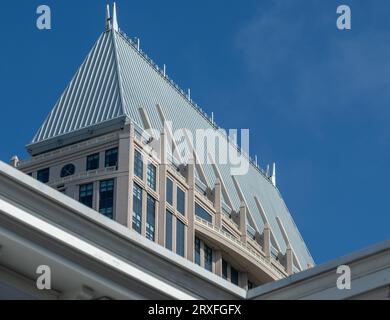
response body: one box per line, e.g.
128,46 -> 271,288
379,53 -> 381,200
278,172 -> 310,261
93,181 -> 99,212
239,201 -> 247,244
239,272 -> 248,290
286,244 -> 293,276
200,241 -> 205,268
263,222 -> 271,260
186,159 -> 195,262
128,124 -> 135,228
214,250 -> 222,277
115,122 -> 132,226
141,189 -> 147,237
214,178 -> 222,228
158,132 -> 167,246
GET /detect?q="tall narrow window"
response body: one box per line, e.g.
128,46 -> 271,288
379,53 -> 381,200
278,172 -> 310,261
146,195 -> 156,241
147,163 -> 157,190
195,237 -> 201,266
176,219 -> 185,257
79,183 -> 93,208
37,168 -> 50,183
132,183 -> 143,234
231,267 -> 239,286
176,187 -> 185,216
99,179 -> 114,219
195,203 -> 212,223
165,210 -> 173,251
134,149 -> 143,179
204,244 -> 213,272
222,259 -> 228,280
87,153 -> 100,171
166,178 -> 173,205
105,148 -> 118,168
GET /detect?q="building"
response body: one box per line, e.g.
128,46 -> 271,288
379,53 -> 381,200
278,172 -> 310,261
14,3 -> 314,290
4,3 -> 387,300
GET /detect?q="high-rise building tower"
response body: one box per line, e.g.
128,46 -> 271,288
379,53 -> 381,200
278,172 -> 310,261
17,3 -> 314,290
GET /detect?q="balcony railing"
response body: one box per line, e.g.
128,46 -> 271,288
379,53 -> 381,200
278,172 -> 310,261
195,216 -> 286,279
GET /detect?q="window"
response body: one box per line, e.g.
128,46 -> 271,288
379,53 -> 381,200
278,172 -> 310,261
176,219 -> 185,257
132,184 -> 143,234
195,237 -> 201,266
37,168 -> 50,183
87,153 -> 100,171
195,203 -> 212,223
79,183 -> 93,208
204,244 -> 213,272
27,172 -> 33,177
166,178 -> 173,205
248,281 -> 254,290
134,150 -> 143,179
176,187 -> 185,215
165,210 -> 173,250
105,148 -> 118,168
146,195 -> 156,241
147,163 -> 157,190
99,180 -> 114,219
231,267 -> 239,286
60,164 -> 75,178
222,259 -> 228,280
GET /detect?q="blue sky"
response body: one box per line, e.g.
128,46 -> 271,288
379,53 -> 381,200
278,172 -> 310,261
0,0 -> 389,264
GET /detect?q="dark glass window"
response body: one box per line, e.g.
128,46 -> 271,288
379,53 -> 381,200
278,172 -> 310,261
27,172 -> 33,177
248,281 -> 254,290
165,210 -> 173,250
105,148 -> 118,168
176,219 -> 185,257
195,237 -> 201,266
176,187 -> 185,215
79,183 -> 93,208
37,168 -> 50,183
99,179 -> 114,219
204,244 -> 213,272
166,178 -> 173,205
222,259 -> 228,280
147,163 -> 157,190
134,149 -> 143,179
132,184 -> 143,234
231,267 -> 239,286
86,153 -> 100,171
146,195 -> 156,241
195,203 -> 212,223
60,164 -> 75,178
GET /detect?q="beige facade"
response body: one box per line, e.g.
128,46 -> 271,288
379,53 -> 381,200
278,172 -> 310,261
18,121 -> 290,289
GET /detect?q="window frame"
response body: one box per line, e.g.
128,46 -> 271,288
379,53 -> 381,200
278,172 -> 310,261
79,183 -> 94,208
105,147 -> 118,168
99,179 -> 115,219
86,153 -> 100,171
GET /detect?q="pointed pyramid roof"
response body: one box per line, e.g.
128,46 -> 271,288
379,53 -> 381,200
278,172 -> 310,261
27,5 -> 315,270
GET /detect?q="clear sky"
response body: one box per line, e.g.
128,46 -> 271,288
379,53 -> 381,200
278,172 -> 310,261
0,0 -> 389,264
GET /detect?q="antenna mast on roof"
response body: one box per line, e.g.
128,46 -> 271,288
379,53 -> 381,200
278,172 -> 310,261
112,2 -> 119,31
105,4 -> 111,30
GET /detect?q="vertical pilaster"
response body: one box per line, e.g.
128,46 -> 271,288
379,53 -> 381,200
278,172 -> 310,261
128,124 -> 135,228
239,201 -> 247,244
115,122 -> 133,226
239,272 -> 248,290
214,250 -> 222,277
214,178 -> 222,228
186,159 -> 195,262
286,244 -> 293,276
158,132 -> 167,246
263,222 -> 271,260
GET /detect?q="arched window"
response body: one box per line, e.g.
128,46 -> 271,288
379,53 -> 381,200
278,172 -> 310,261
60,164 -> 75,178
